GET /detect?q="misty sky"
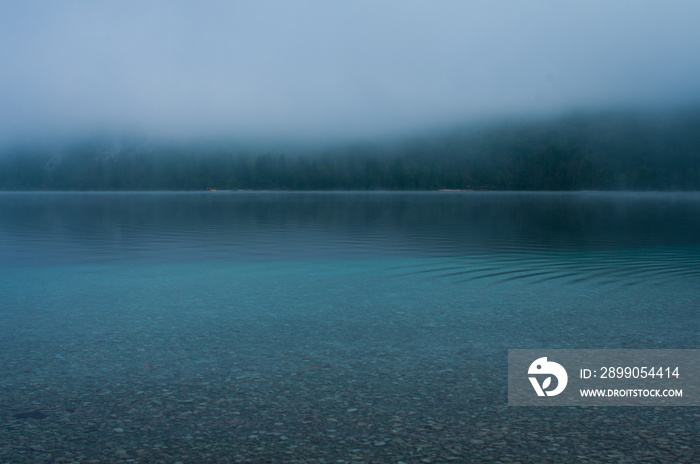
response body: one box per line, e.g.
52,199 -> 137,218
2,1 -> 700,145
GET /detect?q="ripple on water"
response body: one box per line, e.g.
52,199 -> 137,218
392,246 -> 700,289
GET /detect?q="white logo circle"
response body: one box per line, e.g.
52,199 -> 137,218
528,357 -> 568,397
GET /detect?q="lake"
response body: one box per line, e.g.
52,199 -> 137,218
1,191 -> 698,463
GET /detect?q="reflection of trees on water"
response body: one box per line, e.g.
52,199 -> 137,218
1,192 -> 699,266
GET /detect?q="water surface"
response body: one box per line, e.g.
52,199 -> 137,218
1,192 -> 698,463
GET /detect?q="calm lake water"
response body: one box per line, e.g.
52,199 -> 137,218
1,191 -> 698,463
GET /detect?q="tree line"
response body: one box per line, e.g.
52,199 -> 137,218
2,107 -> 700,191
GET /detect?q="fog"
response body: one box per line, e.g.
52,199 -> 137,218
2,1 -> 700,146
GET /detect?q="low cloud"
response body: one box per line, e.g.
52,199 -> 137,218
1,1 -> 700,145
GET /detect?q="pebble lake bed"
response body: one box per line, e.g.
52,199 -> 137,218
1,192 -> 698,463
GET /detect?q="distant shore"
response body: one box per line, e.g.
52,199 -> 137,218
2,107 -> 700,191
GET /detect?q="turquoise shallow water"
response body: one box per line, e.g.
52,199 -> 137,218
0,192 -> 699,462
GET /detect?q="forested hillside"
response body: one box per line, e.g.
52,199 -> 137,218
2,108 -> 700,190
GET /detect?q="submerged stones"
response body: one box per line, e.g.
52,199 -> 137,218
13,410 -> 48,420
